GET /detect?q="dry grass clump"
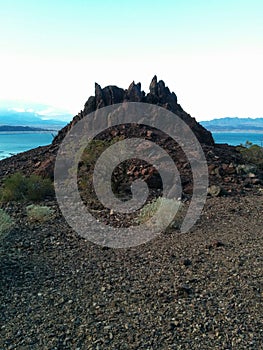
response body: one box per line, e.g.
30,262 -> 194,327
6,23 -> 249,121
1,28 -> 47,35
26,204 -> 55,223
137,197 -> 183,230
0,209 -> 14,239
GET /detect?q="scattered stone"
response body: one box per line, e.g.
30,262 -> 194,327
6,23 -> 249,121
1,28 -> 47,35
176,284 -> 193,297
182,258 -> 192,267
0,77 -> 262,350
208,185 -> 222,197
0,195 -> 262,349
206,240 -> 225,250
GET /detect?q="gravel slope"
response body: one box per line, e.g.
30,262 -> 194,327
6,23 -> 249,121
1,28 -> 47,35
1,194 -> 262,349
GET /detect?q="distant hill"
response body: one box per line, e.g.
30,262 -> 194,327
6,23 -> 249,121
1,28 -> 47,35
0,125 -> 56,132
200,117 -> 263,132
0,108 -> 71,130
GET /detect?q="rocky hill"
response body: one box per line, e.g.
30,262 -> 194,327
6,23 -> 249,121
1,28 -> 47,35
0,76 -> 262,198
1,77 -> 263,350
53,76 -> 214,146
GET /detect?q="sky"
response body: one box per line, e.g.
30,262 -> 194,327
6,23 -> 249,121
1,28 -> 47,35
0,0 -> 262,121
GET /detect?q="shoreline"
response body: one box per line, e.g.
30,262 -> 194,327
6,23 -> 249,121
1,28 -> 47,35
0,131 -> 57,135
211,130 -> 263,134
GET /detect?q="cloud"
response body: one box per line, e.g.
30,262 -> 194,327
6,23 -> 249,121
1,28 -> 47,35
8,107 -> 25,113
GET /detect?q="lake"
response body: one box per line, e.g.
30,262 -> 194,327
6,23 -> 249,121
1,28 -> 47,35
0,131 -> 262,161
212,132 -> 263,147
0,132 -> 55,160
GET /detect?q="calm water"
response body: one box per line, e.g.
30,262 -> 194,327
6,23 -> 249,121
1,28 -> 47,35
0,132 -> 55,160
212,132 -> 263,147
0,131 -> 262,161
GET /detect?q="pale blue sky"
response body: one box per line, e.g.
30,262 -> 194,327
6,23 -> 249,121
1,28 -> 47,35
0,0 -> 262,120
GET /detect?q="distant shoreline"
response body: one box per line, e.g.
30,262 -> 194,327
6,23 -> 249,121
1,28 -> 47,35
211,130 -> 263,134
0,131 -> 57,135
0,125 -> 57,132
200,117 -> 263,135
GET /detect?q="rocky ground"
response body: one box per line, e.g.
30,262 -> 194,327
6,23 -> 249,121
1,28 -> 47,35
1,77 -> 262,349
1,191 -> 262,349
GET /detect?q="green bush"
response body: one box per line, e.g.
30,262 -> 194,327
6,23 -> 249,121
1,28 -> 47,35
26,175 -> 54,201
0,209 -> 14,238
0,173 -> 28,201
26,204 -> 55,223
237,141 -> 263,170
0,173 -> 54,202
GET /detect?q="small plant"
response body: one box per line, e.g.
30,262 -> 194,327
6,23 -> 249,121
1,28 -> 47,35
26,204 -> 55,223
0,209 -> 14,238
26,175 -> 54,201
137,197 -> 182,230
0,173 -> 28,201
236,141 -> 263,170
0,173 -> 54,202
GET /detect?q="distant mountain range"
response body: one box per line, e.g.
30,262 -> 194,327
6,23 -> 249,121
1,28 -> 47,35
200,117 -> 263,132
0,125 -> 56,132
0,106 -> 72,130
1,104 -> 262,135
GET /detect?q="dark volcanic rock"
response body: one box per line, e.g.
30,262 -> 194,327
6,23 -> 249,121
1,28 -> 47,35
94,83 -> 125,108
33,157 -> 56,179
1,76 -> 262,198
53,76 -> 214,147
126,81 -> 144,102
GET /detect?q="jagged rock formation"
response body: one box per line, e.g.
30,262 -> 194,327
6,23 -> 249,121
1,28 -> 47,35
54,76 -> 214,146
47,76 -> 215,201
0,76 -> 262,198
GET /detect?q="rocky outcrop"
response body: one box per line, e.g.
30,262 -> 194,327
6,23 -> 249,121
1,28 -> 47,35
1,76 -> 261,197
53,76 -> 214,146
125,81 -> 144,102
